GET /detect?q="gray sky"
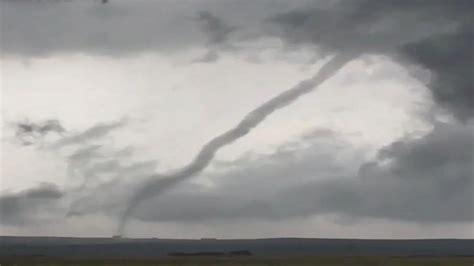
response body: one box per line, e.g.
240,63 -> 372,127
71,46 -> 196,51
0,0 -> 472,238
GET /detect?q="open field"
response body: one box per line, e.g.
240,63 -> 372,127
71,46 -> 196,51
2,237 -> 473,257
1,256 -> 473,266
2,237 -> 473,265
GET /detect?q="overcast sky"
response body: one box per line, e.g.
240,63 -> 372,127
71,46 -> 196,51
0,0 -> 473,239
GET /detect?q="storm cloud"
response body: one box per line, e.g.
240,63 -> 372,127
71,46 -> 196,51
0,0 -> 318,58
65,121 -> 472,224
1,0 -> 472,238
0,183 -> 64,225
197,11 -> 236,46
0,0 -> 203,57
131,122 -> 473,224
401,25 -> 474,120
267,0 -> 473,119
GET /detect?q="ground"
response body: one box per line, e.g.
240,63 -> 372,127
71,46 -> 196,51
0,256 -> 473,266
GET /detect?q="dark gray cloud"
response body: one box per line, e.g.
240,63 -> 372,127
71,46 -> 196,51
52,118 -> 126,148
0,0 -> 204,57
129,122 -> 473,224
330,121 -> 473,222
192,10 -> 239,63
400,24 -> 473,120
3,0 -> 470,120
13,119 -> 65,145
0,183 -> 64,225
267,0 -> 473,119
197,11 -> 236,46
268,0 -> 470,53
0,0 -> 316,58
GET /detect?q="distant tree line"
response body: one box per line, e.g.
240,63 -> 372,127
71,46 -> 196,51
168,250 -> 252,256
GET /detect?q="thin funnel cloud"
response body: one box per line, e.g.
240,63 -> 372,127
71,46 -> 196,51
118,53 -> 356,234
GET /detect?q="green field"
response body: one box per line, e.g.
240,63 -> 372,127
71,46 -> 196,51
1,256 -> 473,266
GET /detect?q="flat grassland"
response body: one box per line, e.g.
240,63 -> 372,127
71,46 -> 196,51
1,256 -> 473,266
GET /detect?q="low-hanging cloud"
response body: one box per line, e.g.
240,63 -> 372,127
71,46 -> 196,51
67,121 -> 472,224
0,183 -> 64,225
130,122 -> 472,224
